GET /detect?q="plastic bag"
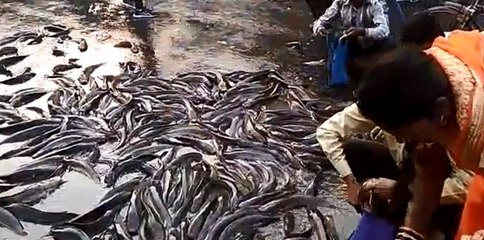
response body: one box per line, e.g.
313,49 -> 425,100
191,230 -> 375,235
350,211 -> 396,240
329,40 -> 349,87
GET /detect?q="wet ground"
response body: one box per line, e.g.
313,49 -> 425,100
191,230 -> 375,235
0,0 -> 328,77
0,0 -> 353,239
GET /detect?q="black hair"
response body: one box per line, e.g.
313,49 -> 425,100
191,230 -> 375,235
355,48 -> 451,128
400,11 -> 445,46
346,38 -> 397,91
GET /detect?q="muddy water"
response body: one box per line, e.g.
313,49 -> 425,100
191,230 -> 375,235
0,0 -> 352,239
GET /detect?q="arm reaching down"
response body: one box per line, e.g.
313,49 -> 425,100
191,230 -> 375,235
401,143 -> 450,237
312,0 -> 343,34
316,103 -> 377,204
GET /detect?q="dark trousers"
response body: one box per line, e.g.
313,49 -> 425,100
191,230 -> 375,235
342,139 -> 462,239
124,0 -> 144,10
134,0 -> 143,9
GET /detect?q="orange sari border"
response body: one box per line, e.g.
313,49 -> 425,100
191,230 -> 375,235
425,30 -> 484,239
425,30 -> 484,173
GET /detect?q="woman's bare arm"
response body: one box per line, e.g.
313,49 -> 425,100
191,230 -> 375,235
403,143 -> 450,236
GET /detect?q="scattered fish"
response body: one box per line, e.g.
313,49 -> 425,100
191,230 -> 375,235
52,47 -> 65,57
8,88 -> 50,107
0,26 -> 355,239
0,206 -> 27,236
0,65 -> 12,77
27,35 -> 43,45
68,58 -> 79,64
0,55 -> 29,68
4,203 -> 78,225
78,63 -> 104,85
42,25 -> 71,38
73,38 -> 88,52
303,59 -> 326,66
0,46 -> 18,57
53,63 -> 82,74
113,41 -> 133,48
0,68 -> 36,85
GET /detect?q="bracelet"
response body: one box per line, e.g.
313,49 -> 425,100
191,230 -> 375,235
395,232 -> 419,240
400,227 -> 424,239
395,227 -> 424,240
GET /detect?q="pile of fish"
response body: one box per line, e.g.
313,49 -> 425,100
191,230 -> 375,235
0,25 -> 354,240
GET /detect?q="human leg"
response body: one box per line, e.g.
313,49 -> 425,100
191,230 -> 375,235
122,0 -> 136,8
133,0 -> 144,10
343,139 -> 408,223
342,139 -> 400,183
132,0 -> 155,18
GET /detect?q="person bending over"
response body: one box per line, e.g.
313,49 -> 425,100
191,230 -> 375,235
316,12 -> 469,239
354,29 -> 484,239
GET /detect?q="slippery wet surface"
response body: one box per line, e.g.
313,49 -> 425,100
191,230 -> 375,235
0,0 -> 327,75
0,0 -> 354,239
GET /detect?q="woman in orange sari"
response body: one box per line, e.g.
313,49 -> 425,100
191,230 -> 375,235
354,30 -> 484,240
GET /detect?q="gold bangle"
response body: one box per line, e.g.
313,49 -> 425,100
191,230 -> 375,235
396,232 -> 419,240
398,226 -> 424,240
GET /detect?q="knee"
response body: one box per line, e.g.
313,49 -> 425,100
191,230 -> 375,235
342,139 -> 367,161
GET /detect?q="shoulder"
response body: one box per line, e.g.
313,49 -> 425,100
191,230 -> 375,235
343,103 -> 365,116
337,103 -> 375,124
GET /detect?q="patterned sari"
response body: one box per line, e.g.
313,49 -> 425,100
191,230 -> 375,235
425,30 -> 484,240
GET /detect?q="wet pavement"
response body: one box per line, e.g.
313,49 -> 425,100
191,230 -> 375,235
1,0 -> 326,73
0,0 -> 353,239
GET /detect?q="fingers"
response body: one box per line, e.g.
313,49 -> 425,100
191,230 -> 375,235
462,232 -> 484,240
471,230 -> 484,240
367,178 -> 395,190
377,177 -> 396,185
362,178 -> 378,190
361,178 -> 395,201
311,20 -> 321,35
313,27 -> 326,36
312,27 -> 320,36
370,127 -> 385,140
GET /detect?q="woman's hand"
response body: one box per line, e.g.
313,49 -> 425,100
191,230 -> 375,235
461,230 -> 484,240
360,177 -> 396,200
370,127 -> 386,141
